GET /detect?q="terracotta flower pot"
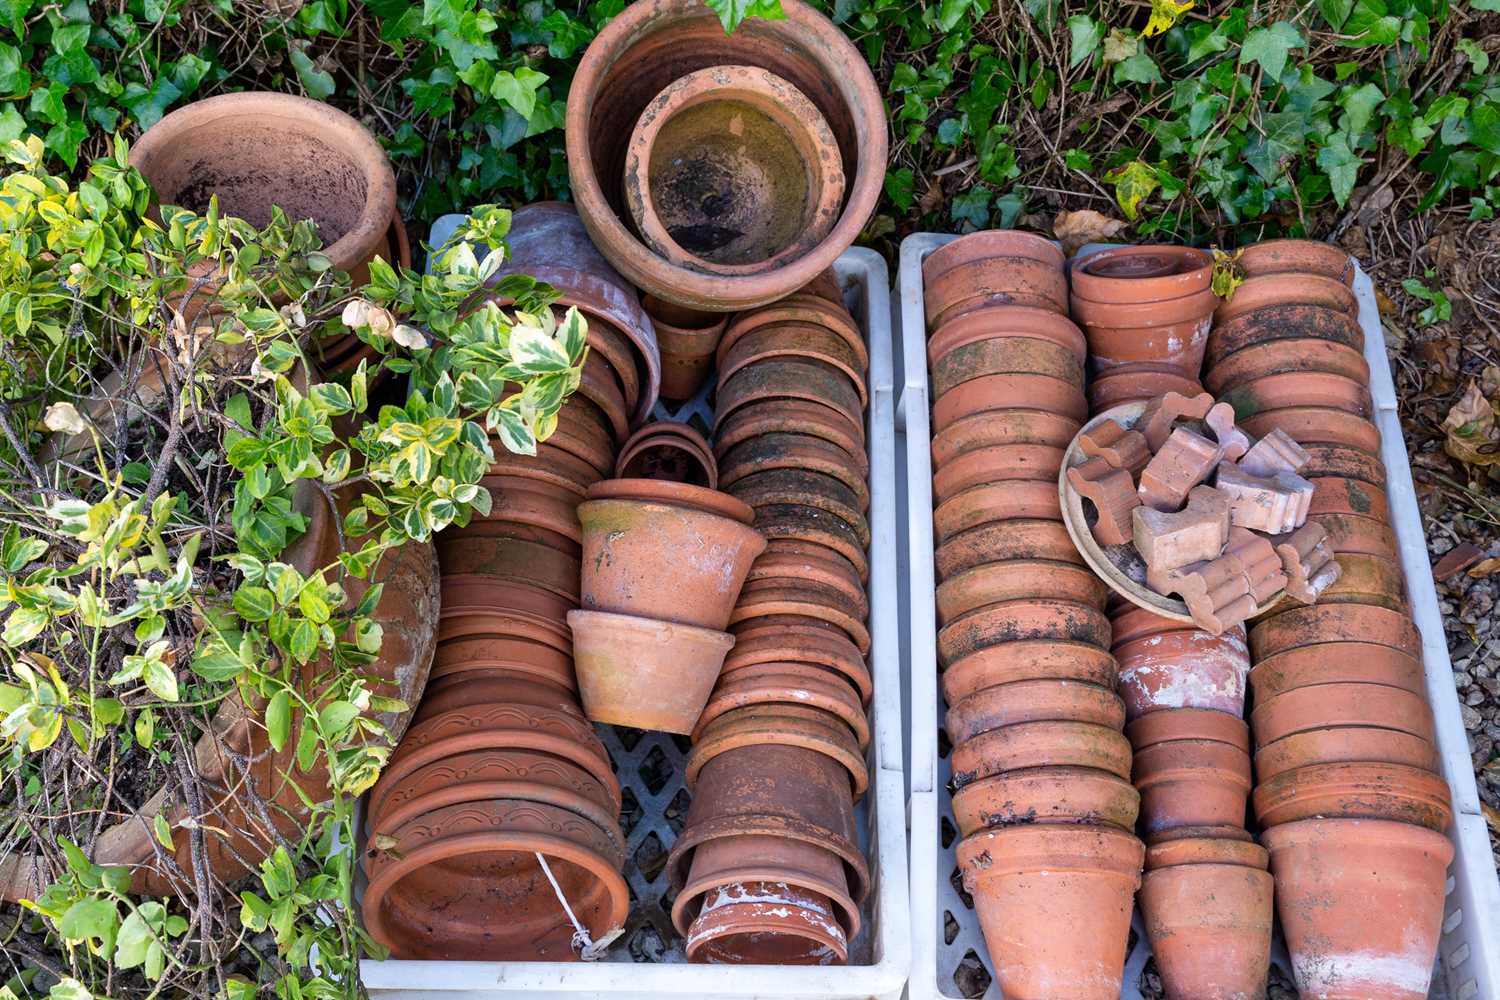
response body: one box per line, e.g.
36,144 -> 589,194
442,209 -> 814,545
927,304 -> 1086,366
543,399 -> 618,477
1309,475 -> 1390,521
1248,604 -> 1419,660
1237,239 -> 1354,283
436,535 -> 580,604
1253,760 -> 1453,831
1205,302 -> 1363,370
745,546 -> 867,611
950,720 -> 1133,786
750,503 -> 869,582
720,433 -> 868,509
411,673 -> 582,726
931,409 -> 1081,464
644,295 -> 729,400
714,398 -> 866,465
929,335 -> 1083,397
487,442 -> 604,499
716,357 -> 863,431
730,469 -> 869,543
1144,834 -> 1264,871
718,293 -> 865,369
1139,863 -> 1274,1000
932,443 -> 1065,502
614,421 -> 718,488
1240,406 -> 1380,454
1262,817 -> 1451,1000
1127,706 -> 1251,754
1301,442 -> 1388,486
1214,271 -> 1360,324
1248,641 -> 1424,700
686,702 -> 869,797
1251,681 -> 1435,747
933,481 -> 1064,542
694,664 -> 869,747
1111,605 -> 1192,647
1133,739 -> 1252,838
1070,245 -> 1213,303
362,799 -> 627,960
430,634 -> 577,691
567,0 -> 884,311
1219,370 -> 1373,420
567,609 -> 734,733
586,477 -> 755,524
1114,627 -> 1250,720
1088,367 -> 1204,411
937,599 -> 1111,665
1204,338 -> 1370,395
441,576 -> 573,629
1318,557 -> 1408,616
935,519 -> 1084,579
945,678 -> 1124,743
950,765 -> 1139,837
719,322 -> 868,406
730,579 -> 871,654
1315,512 -> 1400,559
931,372 -> 1089,428
936,559 -> 1106,624
942,639 -> 1118,705
922,230 -> 1065,281
955,825 -> 1144,1000
924,256 -> 1069,327
686,880 -> 848,965
722,625 -> 870,704
476,475 -> 586,545
436,605 -> 572,658
1254,726 -> 1440,784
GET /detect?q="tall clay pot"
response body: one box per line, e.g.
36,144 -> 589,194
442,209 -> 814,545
1139,862 -> 1274,1000
1068,245 -> 1215,379
644,295 -> 729,400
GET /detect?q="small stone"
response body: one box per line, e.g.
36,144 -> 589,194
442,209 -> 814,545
1462,704 -> 1484,729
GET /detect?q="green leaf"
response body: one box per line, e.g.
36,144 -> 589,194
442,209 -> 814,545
265,690 -> 291,752
1340,0 -> 1400,45
1471,99 -> 1500,156
318,700 -> 359,738
58,897 -> 117,947
1318,132 -> 1362,206
49,980 -> 93,1000
490,67 -> 548,120
1339,82 -> 1385,137
1245,111 -> 1308,183
1318,0 -> 1355,27
288,44 -> 336,99
1067,15 -> 1104,69
233,586 -> 275,623
192,649 -> 242,682
703,0 -> 785,33
152,814 -> 174,850
1114,51 -> 1163,85
1240,21 -> 1304,80
1458,39 -> 1490,75
142,658 -> 179,702
1103,160 -> 1161,220
0,41 -> 28,95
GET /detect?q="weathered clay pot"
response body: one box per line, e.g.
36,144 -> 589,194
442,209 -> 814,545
720,433 -> 868,506
487,442 -> 604,499
936,559 -> 1106,624
1110,605 -> 1188,646
716,357 -> 863,432
587,477 -> 755,524
749,503 -> 869,582
411,673 -> 583,726
1249,604 -> 1419,660
686,881 -> 848,965
1316,551 -> 1408,614
1251,681 -> 1435,747
933,482 -> 1064,542
935,519 -> 1084,579
718,293 -> 865,368
950,721 -> 1133,786
945,678 -> 1124,743
715,398 -> 866,462
950,766 -> 1139,837
745,547 -> 867,613
1254,726 -> 1440,784
1309,475 -> 1390,521
942,639 -> 1118,704
543,398 -> 618,477
615,421 -> 718,487
730,469 -> 870,543
955,825 -> 1144,1000
1316,512 -> 1400,559
442,576 -> 573,629
1240,406 -> 1380,454
1069,246 -> 1214,377
719,323 -> 868,406
436,606 -> 571,659
1204,338 -> 1369,394
731,579 -> 870,654
1139,863 -> 1274,1000
937,599 -> 1111,665
1133,738 -> 1252,838
577,496 -> 763,628
932,443 -> 1065,502
1249,641 -> 1424,700
922,230 -> 1065,281
1253,760 -> 1453,831
686,703 -> 869,797
363,799 -> 627,960
567,0 -> 884,310
932,372 -> 1089,427
624,64 -> 846,278
1205,302 -> 1363,370
1127,706 -> 1251,754
567,609 -> 734,733
644,295 -> 728,400
1237,239 -> 1354,283
927,304 -> 1086,365
931,409 -> 1081,464
476,475 -> 586,545
429,634 -> 576,692
924,256 -> 1070,328
1214,271 -> 1360,323
1114,627 -> 1250,720
436,534 -> 580,604
1070,245 -> 1213,303
695,658 -> 868,742
1300,441 -> 1388,486
1262,817 -> 1451,1000
1219,370 -> 1373,420
722,625 -> 870,704
1144,833 -> 1264,871
1088,367 -> 1203,411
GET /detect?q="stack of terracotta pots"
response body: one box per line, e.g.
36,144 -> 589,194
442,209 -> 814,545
569,424 -> 765,734
1070,245 -> 1215,410
362,395 -> 628,959
661,277 -> 873,964
922,232 -> 1143,999
1205,239 -> 1455,999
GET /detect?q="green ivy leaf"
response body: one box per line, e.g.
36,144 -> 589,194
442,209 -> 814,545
1103,159 -> 1161,220
1339,82 -> 1385,137
233,586 -> 275,623
265,690 -> 291,752
1340,0 -> 1400,46
1114,51 -> 1163,85
288,44 -> 336,99
703,0 -> 785,33
1318,132 -> 1361,206
1240,20 -> 1304,80
1066,15 -> 1104,69
490,67 -> 548,120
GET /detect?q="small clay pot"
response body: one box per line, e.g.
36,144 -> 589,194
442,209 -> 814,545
950,720 -> 1133,786
937,599 -> 1111,665
950,765 -> 1139,837
934,519 -> 1084,580
1309,475 -> 1390,521
925,255 -> 1070,327
585,478 -> 755,524
1070,245 -> 1213,303
931,409 -> 1081,464
685,880 -> 849,965
1253,726 -> 1440,784
1139,863 -> 1274,1000
718,322 -> 868,406
1214,272 -> 1360,324
922,230 -> 1065,281
716,358 -> 863,429
686,703 -> 868,798
931,373 -> 1089,428
942,640 -> 1118,705
751,503 -> 869,583
694,665 -> 868,747
624,65 -> 846,276
1204,338 -> 1370,394
1087,367 -> 1204,411
476,475 -> 585,544
1300,442 -> 1388,486
1205,302 -> 1363,370
1219,370 -> 1373,420
714,398 -> 866,465
1144,835 -> 1265,871
1240,406 -> 1380,454
945,678 -> 1124,743
1262,817 -> 1451,1000
1237,239 -> 1354,283
614,421 -> 718,488
927,304 -> 1086,365
933,481 -> 1064,542
1127,707 -> 1251,754
1251,681 -> 1435,747
722,625 -> 870,704
643,295 -> 728,400
730,469 -> 869,543
929,335 -> 1083,396
718,293 -> 865,370
1133,739 -> 1252,837
487,442 -> 603,498
955,825 -> 1144,1000
1315,512 -> 1399,560
436,535 -> 580,603
1074,314 -> 1212,379
430,634 -> 576,691
745,548 -> 867,615
936,559 -> 1106,624
567,609 -> 735,734
1114,627 -> 1250,720
1248,641 -> 1424,700
932,443 -> 1065,502
1249,604 -> 1419,660
1252,760 -> 1453,831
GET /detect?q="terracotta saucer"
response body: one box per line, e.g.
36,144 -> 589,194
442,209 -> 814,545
927,304 -> 1086,365
929,335 -> 1084,396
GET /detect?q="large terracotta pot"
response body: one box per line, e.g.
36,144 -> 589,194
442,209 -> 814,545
1139,863 -> 1274,1000
955,825 -> 1144,1000
566,0 -> 886,311
1252,760 -> 1453,831
1262,818 -> 1451,1000
1114,626 -> 1249,720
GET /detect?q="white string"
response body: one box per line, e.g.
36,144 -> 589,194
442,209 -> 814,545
534,851 -> 622,961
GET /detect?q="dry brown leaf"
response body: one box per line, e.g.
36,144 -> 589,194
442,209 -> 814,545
1480,364 -> 1500,400
1052,209 -> 1127,256
1468,557 -> 1500,578
1485,801 -> 1500,837
1443,380 -> 1500,466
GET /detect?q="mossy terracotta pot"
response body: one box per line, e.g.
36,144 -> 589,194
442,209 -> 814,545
950,720 -> 1133,787
567,609 -> 734,733
932,443 -> 1065,502
942,639 -> 1118,704
1249,604 -> 1420,660
1262,817 -> 1451,1000
1249,640 -> 1424,700
945,678 -> 1124,743
719,322 -> 869,406
924,256 -> 1069,328
749,503 -> 869,582
955,825 -> 1144,1000
1132,738 -> 1252,838
720,433 -> 868,504
1114,626 -> 1250,720
931,409 -> 1081,464
933,481 -> 1065,542
643,294 -> 728,400
714,398 -> 866,465
1214,271 -> 1360,324
1240,406 -> 1380,454
362,799 -> 627,960
1308,475 -> 1390,521
934,518 -> 1084,579
1219,370 -> 1373,420
1254,726 -> 1440,784
927,302 -> 1086,365
1315,512 -> 1400,559
718,291 -> 865,368
1252,760 -> 1453,831
1139,862 -> 1274,1000
936,558 -> 1106,624
1088,367 -> 1204,411
1204,338 -> 1370,395
937,598 -> 1111,665
950,765 -> 1139,837
730,468 -> 870,544
614,421 -> 718,488
586,477 -> 755,523
1237,239 -> 1354,283
921,229 -> 1065,281
730,579 -> 871,654
1301,441 -> 1388,486
716,357 -> 864,430
929,335 -> 1083,397
1205,302 -> 1363,370
686,880 -> 848,965
1251,681 -> 1436,747
931,372 -> 1088,428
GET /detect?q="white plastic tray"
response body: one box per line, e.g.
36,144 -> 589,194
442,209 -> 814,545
357,236 -> 910,1000
896,232 -> 1500,1000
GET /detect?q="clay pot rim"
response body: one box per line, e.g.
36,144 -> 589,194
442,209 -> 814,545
1252,725 -> 1438,784
936,558 -> 1106,624
954,823 -> 1144,877
1259,815 -> 1454,857
567,608 -> 733,646
1070,245 -> 1213,302
941,639 -> 1119,703
1088,370 -> 1205,411
945,678 -> 1125,743
686,704 -> 869,797
371,771 -> 622,852
1126,708 -> 1251,753
951,719 -> 1134,784
924,255 -> 1070,327
931,372 -> 1088,429
1248,641 -> 1421,697
932,409 -> 1082,462
1250,680 -> 1435,744
614,421 -> 718,487
1251,760 -> 1453,831
666,811 -> 870,908
948,764 -> 1140,836
577,496 -> 765,558
714,398 -> 867,463
584,478 -> 755,524
642,293 -> 730,338
718,295 -> 867,372
1070,287 -> 1217,328
684,884 -> 851,963
1144,836 -> 1268,872
921,230 -> 1065,280
929,337 -> 1083,400
718,320 -> 870,407
565,0 -> 886,312
927,304 -> 1086,365
1236,239 -> 1354,284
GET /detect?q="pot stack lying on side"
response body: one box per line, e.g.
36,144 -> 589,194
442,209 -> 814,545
922,232 -> 1144,1000
1207,240 -> 1455,1000
661,279 -> 873,964
361,387 -> 629,960
1070,245 -> 1215,410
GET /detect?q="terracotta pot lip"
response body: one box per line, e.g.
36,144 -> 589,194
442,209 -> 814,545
1236,239 -> 1354,284
1126,708 -> 1250,753
927,304 -> 1087,365
584,478 -> 755,524
1145,837 -> 1268,871
1070,245 -> 1213,302
1258,815 -> 1454,857
567,607 -> 733,644
955,823 -> 1144,876
1252,760 -> 1453,820
686,705 -> 869,797
719,296 -> 866,371
684,883 -> 850,963
131,92 -> 397,277
565,0 -> 887,311
922,230 -> 1065,279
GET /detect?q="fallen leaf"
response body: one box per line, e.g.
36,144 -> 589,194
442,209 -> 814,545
1375,286 -> 1398,317
1443,380 -> 1500,466
1433,541 -> 1483,579
1469,556 -> 1500,578
1480,364 -> 1500,400
1485,801 -> 1500,838
1052,209 -> 1126,256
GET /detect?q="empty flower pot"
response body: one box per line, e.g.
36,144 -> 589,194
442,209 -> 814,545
1088,367 -> 1204,411
945,678 -> 1125,744
722,625 -> 870,704
1248,641 -> 1424,700
950,765 -> 1140,837
931,409 -> 1082,463
937,599 -> 1110,664
1114,627 -> 1250,720
1069,246 -> 1214,377
718,323 -> 869,407
932,443 -> 1066,502
1252,760 -> 1453,831
685,702 -> 869,799
1204,338 -> 1370,396
955,824 -> 1144,1000
942,640 -> 1118,705
935,559 -> 1107,624
1205,303 -> 1363,371
1144,833 -> 1265,871
586,477 -> 755,524
1240,406 -> 1380,454
567,609 -> 735,733
643,294 -> 729,400
1133,739 -> 1253,838
1262,817 -> 1451,1000
694,663 -> 868,747
1139,862 -> 1274,1000
1254,725 -> 1439,784
686,880 -> 848,964
715,398 -> 865,462
1214,272 -> 1360,324
932,373 -> 1089,428
1219,370 -> 1373,420
935,519 -> 1085,580
922,230 -> 1066,281
924,256 -> 1070,328
933,482 -> 1065,542
1248,604 -> 1420,660
721,433 -> 868,504
927,304 -> 1087,366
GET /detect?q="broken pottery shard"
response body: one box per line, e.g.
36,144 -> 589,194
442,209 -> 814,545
1147,550 -> 1256,636
1138,391 -> 1215,451
1138,428 -> 1223,510
1238,427 -> 1310,478
1079,420 -> 1151,475
1214,463 -> 1314,534
1226,525 -> 1287,604
1068,456 -> 1140,547
1271,523 -> 1342,604
1205,402 -> 1251,462
1133,485 -> 1230,573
